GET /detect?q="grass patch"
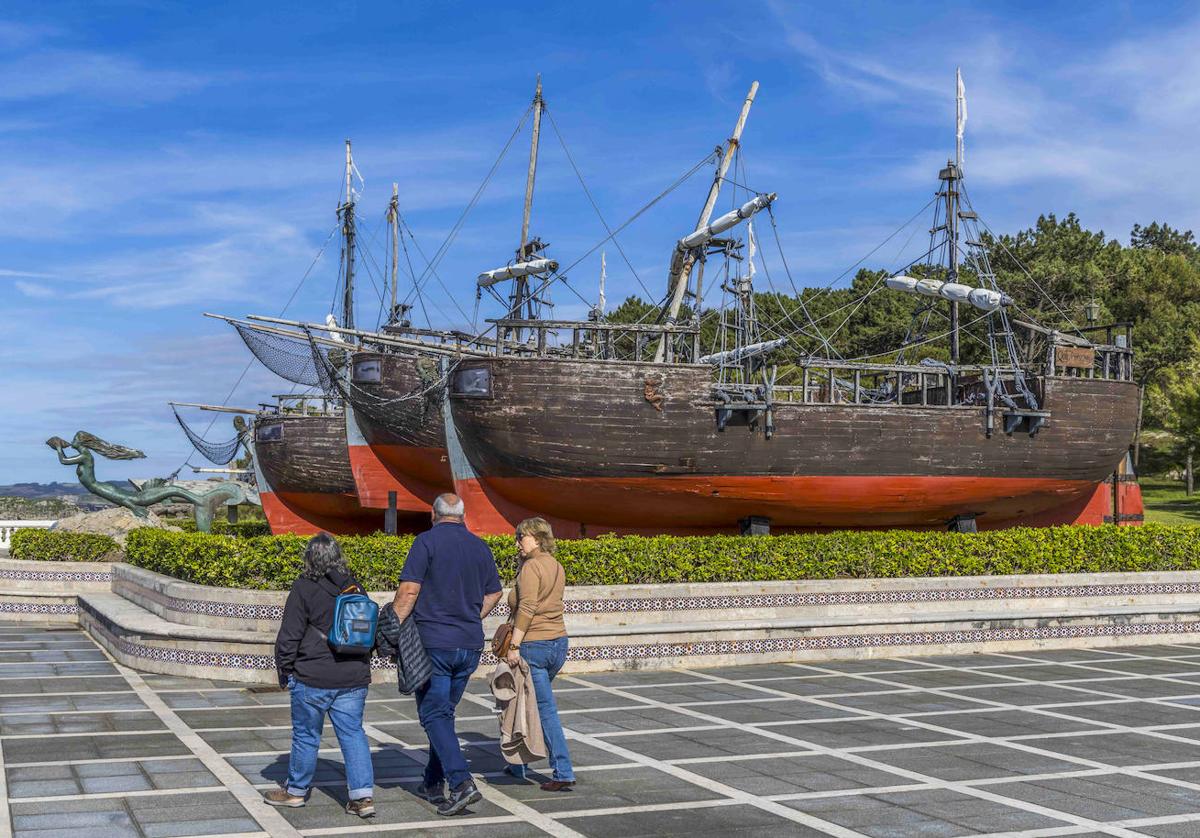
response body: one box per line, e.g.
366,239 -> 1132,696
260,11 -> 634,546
1141,477 -> 1200,525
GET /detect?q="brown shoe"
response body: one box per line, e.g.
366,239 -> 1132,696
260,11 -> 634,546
263,787 -> 306,807
539,780 -> 575,792
346,797 -> 376,818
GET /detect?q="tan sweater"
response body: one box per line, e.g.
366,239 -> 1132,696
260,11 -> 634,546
508,550 -> 566,641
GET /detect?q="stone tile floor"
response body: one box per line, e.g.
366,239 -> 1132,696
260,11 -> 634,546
7,626 -> 1200,835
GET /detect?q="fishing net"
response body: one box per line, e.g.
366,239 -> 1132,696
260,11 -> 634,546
230,320 -> 334,391
303,330 -> 450,434
172,406 -> 245,465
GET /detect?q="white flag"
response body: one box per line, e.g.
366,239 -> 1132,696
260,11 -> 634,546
598,251 -> 606,314
956,67 -> 967,167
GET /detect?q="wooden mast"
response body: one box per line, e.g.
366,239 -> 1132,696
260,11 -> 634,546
946,68 -> 965,365
340,139 -> 357,336
509,75 -> 544,336
655,81 -> 759,363
388,182 -> 399,322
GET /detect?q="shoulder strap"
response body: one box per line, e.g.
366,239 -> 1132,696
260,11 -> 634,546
317,576 -> 363,599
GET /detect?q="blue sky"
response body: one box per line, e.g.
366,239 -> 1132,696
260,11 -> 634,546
4,0 -> 1197,483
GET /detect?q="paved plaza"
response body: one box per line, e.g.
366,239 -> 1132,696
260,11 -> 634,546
8,625 -> 1200,835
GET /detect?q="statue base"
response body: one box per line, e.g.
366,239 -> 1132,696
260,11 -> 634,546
53,508 -> 182,546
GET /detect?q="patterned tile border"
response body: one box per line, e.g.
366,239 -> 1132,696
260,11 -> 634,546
114,579 -> 283,622
114,578 -> 1200,625
78,597 -> 1200,674
0,600 -> 77,615
562,620 -> 1200,661
0,568 -> 111,583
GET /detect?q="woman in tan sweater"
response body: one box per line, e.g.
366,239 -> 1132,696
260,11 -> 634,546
503,517 -> 574,791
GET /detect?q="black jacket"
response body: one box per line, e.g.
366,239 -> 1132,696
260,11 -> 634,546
375,602 -> 432,695
274,569 -> 372,689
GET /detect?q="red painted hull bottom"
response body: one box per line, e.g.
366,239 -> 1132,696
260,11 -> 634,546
347,444 -> 443,512
454,474 -> 1137,537
368,444 -> 453,495
261,490 -> 425,536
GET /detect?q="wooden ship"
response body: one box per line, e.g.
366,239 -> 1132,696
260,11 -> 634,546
438,77 -> 1143,535
328,78 -> 556,514
208,75 -> 1142,537
198,142 -> 442,534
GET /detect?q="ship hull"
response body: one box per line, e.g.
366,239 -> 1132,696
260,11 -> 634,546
447,357 -> 1140,534
343,351 -> 452,505
254,414 -> 392,535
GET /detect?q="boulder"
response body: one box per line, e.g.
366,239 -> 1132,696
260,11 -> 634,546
52,507 -> 181,546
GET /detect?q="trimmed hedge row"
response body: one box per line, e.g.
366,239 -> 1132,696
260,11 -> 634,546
172,519 -> 273,538
9,529 -> 121,563
120,524 -> 1200,591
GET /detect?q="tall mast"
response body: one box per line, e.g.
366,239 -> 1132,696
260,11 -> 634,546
510,75 -> 545,331
388,182 -> 399,320
504,74 -> 547,336
943,68 -> 966,365
520,74 -> 544,256
655,81 -> 759,363
340,139 -> 357,336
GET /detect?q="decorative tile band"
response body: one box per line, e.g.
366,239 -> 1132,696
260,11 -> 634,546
115,577 -> 1200,625
0,568 -> 111,583
114,579 -> 284,622
0,600 -> 77,615
79,602 -> 1200,674
561,620 -> 1200,661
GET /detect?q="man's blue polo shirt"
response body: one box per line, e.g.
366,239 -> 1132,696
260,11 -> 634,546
399,520 -> 502,650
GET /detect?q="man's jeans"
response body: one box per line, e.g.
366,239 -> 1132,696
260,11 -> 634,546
286,677 -> 374,800
512,636 -> 575,782
416,647 -> 481,789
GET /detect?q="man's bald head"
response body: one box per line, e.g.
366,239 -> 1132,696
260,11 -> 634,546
432,493 -> 465,521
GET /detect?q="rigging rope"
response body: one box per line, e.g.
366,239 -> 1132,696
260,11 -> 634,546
173,223 -> 340,477
172,406 -> 245,465
544,108 -> 656,303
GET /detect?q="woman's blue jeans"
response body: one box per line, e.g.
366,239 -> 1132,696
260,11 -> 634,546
286,677 -> 374,800
513,636 -> 575,782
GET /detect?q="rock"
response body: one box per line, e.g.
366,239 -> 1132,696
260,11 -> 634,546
52,507 -> 182,546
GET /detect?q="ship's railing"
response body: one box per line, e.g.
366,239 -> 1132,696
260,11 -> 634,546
260,394 -> 342,417
0,520 -> 55,551
768,361 -> 1043,409
486,318 -> 701,362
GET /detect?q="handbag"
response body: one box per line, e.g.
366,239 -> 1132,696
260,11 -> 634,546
491,621 -> 513,658
491,575 -> 518,658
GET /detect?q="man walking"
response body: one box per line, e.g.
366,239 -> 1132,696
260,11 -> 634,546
392,493 -> 503,816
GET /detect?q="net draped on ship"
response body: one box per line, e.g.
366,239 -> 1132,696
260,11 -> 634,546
230,319 -> 336,392
171,406 -> 247,465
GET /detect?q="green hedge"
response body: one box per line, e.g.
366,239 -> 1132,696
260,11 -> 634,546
9,529 -> 121,562
172,519 -> 273,538
121,524 -> 1200,591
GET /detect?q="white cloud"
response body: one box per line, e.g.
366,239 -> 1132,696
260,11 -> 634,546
13,280 -> 53,298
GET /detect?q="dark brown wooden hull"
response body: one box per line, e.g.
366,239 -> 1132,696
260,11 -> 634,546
343,351 -> 452,496
447,356 -> 1139,532
253,414 -> 386,535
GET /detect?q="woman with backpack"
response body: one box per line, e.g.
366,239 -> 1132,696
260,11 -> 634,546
502,517 -> 575,791
265,533 -> 377,818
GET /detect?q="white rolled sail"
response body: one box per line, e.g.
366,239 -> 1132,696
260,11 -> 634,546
886,274 -> 1009,312
679,193 -> 777,250
699,337 -> 788,366
885,276 -> 918,293
477,258 -> 558,288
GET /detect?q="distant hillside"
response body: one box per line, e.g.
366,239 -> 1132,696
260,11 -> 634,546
0,481 -> 124,499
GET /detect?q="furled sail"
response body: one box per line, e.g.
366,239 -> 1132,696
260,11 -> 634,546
885,275 -> 1008,313
679,193 -> 777,251
477,258 -> 558,288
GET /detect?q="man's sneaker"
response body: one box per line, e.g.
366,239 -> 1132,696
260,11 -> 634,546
262,787 -> 306,808
436,781 -> 482,816
416,781 -> 446,804
345,797 -> 376,818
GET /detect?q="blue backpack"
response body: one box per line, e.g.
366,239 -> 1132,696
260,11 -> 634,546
322,579 -> 379,656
